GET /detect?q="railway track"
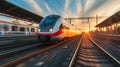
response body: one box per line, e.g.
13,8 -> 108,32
90,34 -> 120,60
0,42 -> 42,56
0,41 -> 47,66
69,34 -> 119,67
2,34 -> 119,67
0,39 -> 41,49
1,35 -> 82,67
0,36 -> 37,46
91,34 -> 120,44
0,37 -> 57,66
0,36 -> 41,59
0,35 -> 37,41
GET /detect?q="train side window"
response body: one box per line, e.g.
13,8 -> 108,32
12,26 -> 18,31
20,27 -> 25,31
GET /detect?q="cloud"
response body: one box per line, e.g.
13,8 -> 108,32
23,0 -> 44,15
41,0 -> 53,14
104,0 -> 120,16
88,0 -> 120,19
80,0 -> 87,10
85,0 -> 96,14
44,3 -> 52,13
76,0 -> 82,17
64,0 -> 71,18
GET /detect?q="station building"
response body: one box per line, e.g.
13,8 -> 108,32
95,11 -> 120,36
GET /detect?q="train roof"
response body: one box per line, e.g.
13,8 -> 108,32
0,20 -> 38,28
0,0 -> 43,23
45,15 -> 61,18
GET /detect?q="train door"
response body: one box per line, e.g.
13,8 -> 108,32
26,27 -> 30,35
2,24 -> 9,35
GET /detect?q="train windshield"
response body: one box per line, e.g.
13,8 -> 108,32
40,15 -> 60,32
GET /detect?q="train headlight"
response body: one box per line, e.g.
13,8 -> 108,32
38,29 -> 41,32
49,28 -> 53,32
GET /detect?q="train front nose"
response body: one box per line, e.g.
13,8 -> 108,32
38,36 -> 50,41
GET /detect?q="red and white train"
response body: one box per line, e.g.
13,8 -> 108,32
36,15 -> 80,41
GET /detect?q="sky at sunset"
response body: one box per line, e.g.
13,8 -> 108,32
1,0 -> 120,31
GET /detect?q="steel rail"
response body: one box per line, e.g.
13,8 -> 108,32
68,35 -> 83,67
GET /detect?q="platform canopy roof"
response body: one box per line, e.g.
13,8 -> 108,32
96,11 -> 120,27
0,0 -> 43,23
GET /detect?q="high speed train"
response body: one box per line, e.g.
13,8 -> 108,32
36,15 -> 80,41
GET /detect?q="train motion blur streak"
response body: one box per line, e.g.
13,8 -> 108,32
36,15 -> 80,41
